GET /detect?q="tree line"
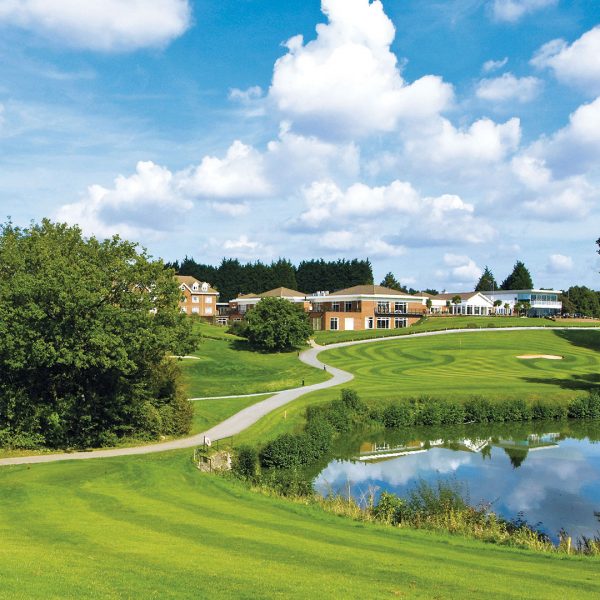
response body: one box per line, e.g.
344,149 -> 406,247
167,257 -> 374,301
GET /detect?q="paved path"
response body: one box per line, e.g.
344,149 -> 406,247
0,326 -> 596,466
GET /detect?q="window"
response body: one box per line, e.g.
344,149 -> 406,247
331,302 -> 340,311
205,296 -> 213,304
377,302 -> 389,313
344,301 -> 353,312
217,317 -> 228,325
394,302 -> 407,313
330,317 -> 339,330
313,302 -> 322,312
394,317 -> 407,328
376,317 -> 390,329
192,296 -> 200,303
192,283 -> 198,291
191,307 -> 200,314
180,285 -> 186,290
205,307 -> 213,315
239,305 -> 247,314
180,307 -> 187,313
365,317 -> 374,329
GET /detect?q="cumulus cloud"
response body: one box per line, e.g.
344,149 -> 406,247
318,230 -> 405,257
295,179 -> 496,245
208,201 -> 250,217
476,73 -> 542,103
0,0 -> 191,51
56,161 -> 192,239
405,117 -> 521,167
268,0 -> 453,137
547,254 -> 574,273
180,140 -> 272,199
531,26 -> 600,94
483,57 -> 508,72
221,235 -> 272,259
438,254 -> 483,285
491,0 -> 557,23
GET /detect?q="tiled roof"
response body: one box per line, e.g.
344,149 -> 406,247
433,291 -> 488,302
260,287 -> 307,298
329,284 -> 418,297
175,275 -> 218,295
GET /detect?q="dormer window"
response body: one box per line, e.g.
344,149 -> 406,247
180,285 -> 185,290
201,282 -> 209,292
192,283 -> 199,291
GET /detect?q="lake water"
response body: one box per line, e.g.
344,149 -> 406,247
313,421 -> 600,542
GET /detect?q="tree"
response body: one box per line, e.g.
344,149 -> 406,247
0,219 -> 195,449
380,272 -> 405,291
426,298 -> 433,313
475,266 -> 498,292
423,288 -> 439,295
445,300 -> 452,313
504,302 -> 511,315
241,297 -> 312,351
493,299 -> 502,314
561,286 -> 600,317
501,261 -> 533,290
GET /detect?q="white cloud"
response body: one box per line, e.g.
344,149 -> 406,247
491,0 -> 557,23
208,201 -> 250,217
476,73 -> 542,103
180,140 -> 272,199
268,0 -> 453,137
228,86 -> 264,102
483,57 -> 508,72
439,254 -> 482,285
56,161 -> 192,239
0,0 -> 191,51
547,254 -> 574,273
296,179 -> 496,245
223,235 -> 260,251
405,116 -> 521,166
531,26 -> 600,94
318,230 -> 405,257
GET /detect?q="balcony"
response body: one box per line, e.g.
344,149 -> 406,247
375,309 -> 425,317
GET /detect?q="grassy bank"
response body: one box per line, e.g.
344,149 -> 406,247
180,336 -> 329,398
313,316 -> 600,345
0,451 -> 598,599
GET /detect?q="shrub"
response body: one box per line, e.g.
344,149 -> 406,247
568,390 -> 600,420
464,397 -> 492,423
372,491 -> 407,525
383,403 -> 414,428
233,445 -> 259,480
304,419 -> 335,460
259,433 -> 305,469
531,401 -> 567,421
261,469 -> 313,497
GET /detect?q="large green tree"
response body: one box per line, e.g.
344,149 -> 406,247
475,266 -> 498,292
0,220 -> 195,449
380,272 -> 405,291
501,261 -> 534,290
240,297 -> 312,351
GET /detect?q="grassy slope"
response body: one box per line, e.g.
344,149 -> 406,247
180,329 -> 329,398
313,316 -> 600,344
0,452 -> 597,600
236,329 -> 600,446
190,395 -> 271,433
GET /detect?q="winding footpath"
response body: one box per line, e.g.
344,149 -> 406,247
0,326 -> 597,467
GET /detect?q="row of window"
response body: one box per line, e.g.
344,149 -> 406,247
183,295 -> 213,304
312,301 -> 409,313
181,307 -> 213,315
329,317 -> 407,330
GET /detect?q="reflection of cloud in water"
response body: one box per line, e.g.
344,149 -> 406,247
314,437 -> 600,540
315,449 -> 474,492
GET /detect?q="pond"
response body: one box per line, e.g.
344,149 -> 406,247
313,421 -> 600,542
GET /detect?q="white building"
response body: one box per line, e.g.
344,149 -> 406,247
429,291 -> 494,315
484,289 -> 562,317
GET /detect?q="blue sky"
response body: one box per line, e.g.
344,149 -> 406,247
1,0 -> 599,290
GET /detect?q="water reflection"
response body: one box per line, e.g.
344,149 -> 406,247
314,421 -> 600,541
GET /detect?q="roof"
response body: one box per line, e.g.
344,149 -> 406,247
175,275 -> 218,295
433,291 -> 492,303
328,284 -> 420,297
259,287 -> 307,298
234,293 -> 259,300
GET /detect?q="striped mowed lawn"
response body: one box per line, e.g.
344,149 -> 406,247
317,328 -> 600,403
0,451 -> 598,599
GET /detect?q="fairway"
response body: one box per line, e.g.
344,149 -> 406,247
318,329 -> 600,403
0,452 -> 598,600
180,337 -> 329,397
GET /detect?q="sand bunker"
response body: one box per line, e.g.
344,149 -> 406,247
517,354 -> 563,360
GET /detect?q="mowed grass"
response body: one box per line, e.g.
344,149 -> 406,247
312,316 -> 600,344
319,329 -> 600,404
179,337 -> 329,398
190,394 -> 271,433
0,452 -> 598,600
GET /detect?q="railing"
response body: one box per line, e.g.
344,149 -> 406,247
374,310 -> 424,317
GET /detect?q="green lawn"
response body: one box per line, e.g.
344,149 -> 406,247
313,316 -> 600,344
318,328 -> 600,404
235,329 -> 600,447
0,451 -> 597,599
180,337 -> 329,398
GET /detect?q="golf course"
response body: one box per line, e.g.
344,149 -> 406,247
1,324 -> 600,599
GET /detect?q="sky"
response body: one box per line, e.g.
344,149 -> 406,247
0,0 -> 599,291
